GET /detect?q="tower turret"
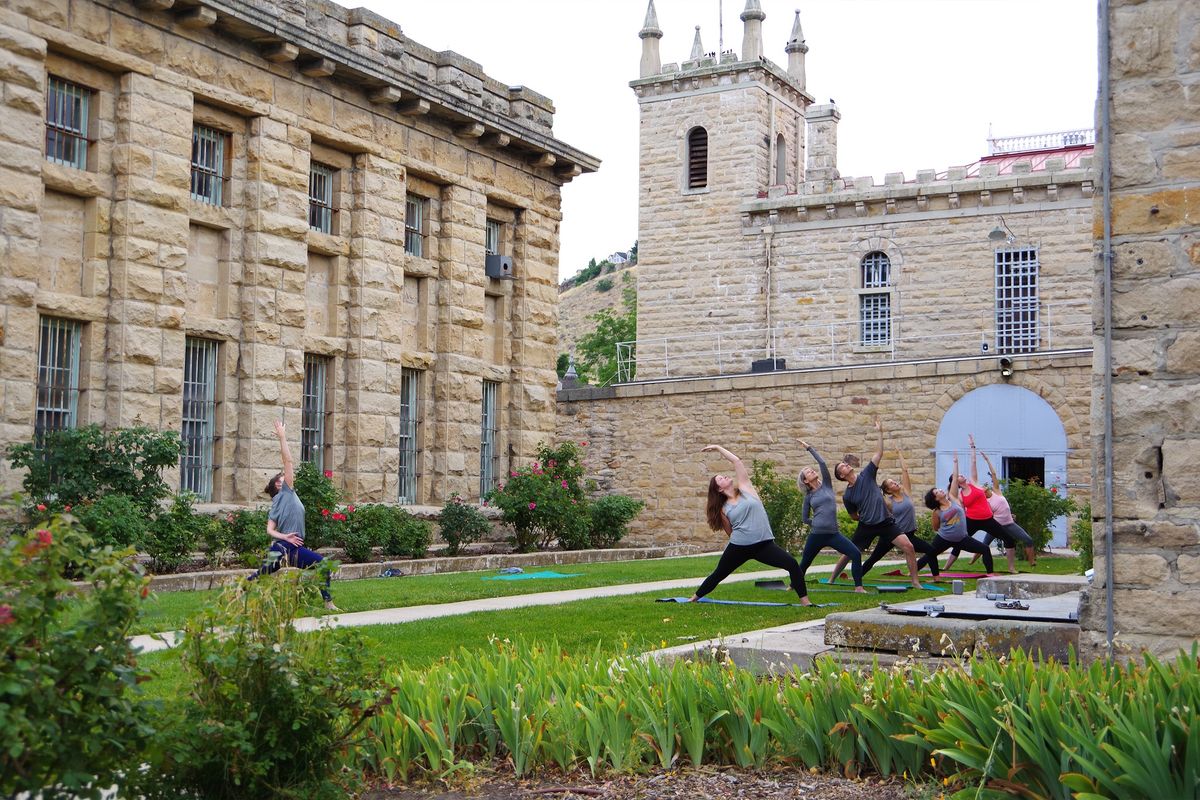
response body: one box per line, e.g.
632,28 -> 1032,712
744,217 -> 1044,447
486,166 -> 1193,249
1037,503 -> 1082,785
785,9 -> 808,88
638,0 -> 663,78
741,0 -> 765,62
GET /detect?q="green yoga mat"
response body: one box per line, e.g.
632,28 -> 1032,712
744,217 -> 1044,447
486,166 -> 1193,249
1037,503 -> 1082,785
481,570 -> 582,581
819,578 -> 945,592
656,597 -> 839,608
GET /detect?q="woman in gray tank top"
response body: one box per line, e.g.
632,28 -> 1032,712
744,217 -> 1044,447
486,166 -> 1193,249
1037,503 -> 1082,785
690,444 -> 812,604
916,453 -> 994,574
875,451 -> 940,578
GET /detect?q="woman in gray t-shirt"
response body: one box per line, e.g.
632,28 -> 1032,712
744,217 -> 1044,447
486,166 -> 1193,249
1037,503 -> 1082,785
916,453 -> 994,574
797,442 -> 865,597
690,444 -> 812,604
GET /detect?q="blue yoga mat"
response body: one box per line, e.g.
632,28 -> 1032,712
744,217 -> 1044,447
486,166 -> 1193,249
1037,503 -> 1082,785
656,597 -> 839,608
819,578 -> 945,592
482,570 -> 582,581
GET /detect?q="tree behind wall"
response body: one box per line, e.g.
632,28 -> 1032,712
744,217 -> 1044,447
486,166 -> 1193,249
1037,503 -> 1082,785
575,276 -> 636,385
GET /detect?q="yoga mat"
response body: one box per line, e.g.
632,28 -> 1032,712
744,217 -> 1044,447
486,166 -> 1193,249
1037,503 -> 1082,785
883,570 -> 991,579
820,578 -> 945,592
656,597 -> 838,608
482,570 -> 582,581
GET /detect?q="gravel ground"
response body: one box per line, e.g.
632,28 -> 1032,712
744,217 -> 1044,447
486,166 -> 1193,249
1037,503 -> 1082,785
367,766 -> 919,799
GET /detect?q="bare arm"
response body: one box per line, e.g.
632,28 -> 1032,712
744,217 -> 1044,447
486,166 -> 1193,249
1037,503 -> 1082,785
980,450 -> 1001,492
870,418 -> 884,467
703,444 -> 755,498
897,450 -> 911,495
968,434 -> 980,485
930,509 -> 941,533
948,454 -> 961,502
275,419 -> 294,487
266,516 -> 302,546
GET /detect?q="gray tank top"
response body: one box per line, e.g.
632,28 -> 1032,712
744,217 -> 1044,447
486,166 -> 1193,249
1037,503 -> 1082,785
724,493 -> 774,546
937,503 -> 967,543
890,494 -> 916,533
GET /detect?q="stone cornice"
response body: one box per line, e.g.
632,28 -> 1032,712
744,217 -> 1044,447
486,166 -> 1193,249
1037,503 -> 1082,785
125,0 -> 599,176
630,57 -> 813,108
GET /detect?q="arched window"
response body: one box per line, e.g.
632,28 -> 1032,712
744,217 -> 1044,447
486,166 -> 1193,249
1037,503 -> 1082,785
775,133 -> 787,185
859,251 -> 892,346
686,127 -> 708,189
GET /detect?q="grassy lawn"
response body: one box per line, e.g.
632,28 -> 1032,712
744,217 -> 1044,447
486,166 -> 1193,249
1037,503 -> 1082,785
135,554 -> 1081,702
132,552 -> 849,635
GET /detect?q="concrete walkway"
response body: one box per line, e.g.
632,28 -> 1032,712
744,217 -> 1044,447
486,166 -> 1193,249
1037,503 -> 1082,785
130,559 -> 904,654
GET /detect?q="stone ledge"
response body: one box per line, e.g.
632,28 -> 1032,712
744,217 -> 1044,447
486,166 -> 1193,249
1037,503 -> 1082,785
977,573 -> 1090,599
143,544 -> 701,593
824,609 -> 1079,660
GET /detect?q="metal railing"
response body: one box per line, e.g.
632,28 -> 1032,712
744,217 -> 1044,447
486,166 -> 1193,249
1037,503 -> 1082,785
987,129 -> 1095,155
614,301 -> 1091,383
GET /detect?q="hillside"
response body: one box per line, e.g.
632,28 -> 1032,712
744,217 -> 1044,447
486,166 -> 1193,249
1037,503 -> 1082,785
556,263 -> 637,359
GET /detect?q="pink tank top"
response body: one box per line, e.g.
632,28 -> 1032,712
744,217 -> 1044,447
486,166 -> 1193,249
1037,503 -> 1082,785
988,493 -> 1015,526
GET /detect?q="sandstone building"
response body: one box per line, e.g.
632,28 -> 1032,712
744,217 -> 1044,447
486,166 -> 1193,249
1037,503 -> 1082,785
558,0 -> 1095,548
0,0 -> 597,505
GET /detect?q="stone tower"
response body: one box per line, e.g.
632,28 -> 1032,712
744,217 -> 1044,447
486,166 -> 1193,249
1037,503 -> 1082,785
630,2 -> 813,373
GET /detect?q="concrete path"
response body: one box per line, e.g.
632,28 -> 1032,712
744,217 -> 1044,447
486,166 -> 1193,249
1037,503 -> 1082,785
130,559 -> 903,654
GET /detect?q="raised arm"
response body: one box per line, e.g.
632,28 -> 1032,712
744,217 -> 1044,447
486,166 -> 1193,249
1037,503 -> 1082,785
702,444 -> 754,497
948,454 -> 961,502
968,434 -> 980,485
275,419 -> 294,487
897,450 -> 911,495
980,450 -> 1001,491
870,418 -> 884,467
801,440 -> 832,486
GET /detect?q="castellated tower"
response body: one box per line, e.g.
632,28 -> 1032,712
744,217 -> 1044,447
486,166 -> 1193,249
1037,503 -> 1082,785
632,1 -> 813,377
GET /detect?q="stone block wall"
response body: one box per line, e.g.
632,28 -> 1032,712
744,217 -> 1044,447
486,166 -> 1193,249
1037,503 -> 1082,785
557,354 -> 1092,547
0,0 -> 595,505
1080,0 -> 1200,659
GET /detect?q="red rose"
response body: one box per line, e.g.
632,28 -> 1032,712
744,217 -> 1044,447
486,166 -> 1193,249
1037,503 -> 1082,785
1051,487 -> 1058,494
36,503 -> 46,512
36,529 -> 52,547
580,441 -> 589,447
0,605 -> 12,626
346,505 -> 355,513
324,470 -> 333,479
140,586 -> 150,599
321,508 -> 330,517
64,505 -> 72,512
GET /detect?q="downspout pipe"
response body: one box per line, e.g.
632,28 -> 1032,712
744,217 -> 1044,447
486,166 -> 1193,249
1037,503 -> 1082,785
1098,0 -> 1115,660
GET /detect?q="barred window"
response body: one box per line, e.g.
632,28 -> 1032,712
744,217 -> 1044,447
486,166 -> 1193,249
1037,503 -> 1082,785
190,125 -> 228,206
485,219 -> 501,256
301,354 -> 331,470
859,293 -> 891,346
398,368 -> 422,504
479,380 -> 499,498
686,127 -> 708,189
35,316 -> 82,438
181,337 -> 219,500
309,162 -> 335,234
995,247 -> 1040,354
861,251 -> 891,289
45,77 -> 91,170
405,194 -> 427,257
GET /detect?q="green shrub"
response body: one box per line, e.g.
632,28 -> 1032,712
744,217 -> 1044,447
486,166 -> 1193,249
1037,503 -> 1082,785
836,507 -> 857,540
293,461 -> 341,550
72,493 -> 147,550
1002,477 -> 1076,556
750,460 -> 806,554
382,511 -> 432,560
594,277 -> 614,292
486,442 -> 590,552
438,493 -> 491,555
588,494 -> 644,549
137,571 -> 387,800
143,494 -> 210,573
222,508 -> 271,568
339,503 -> 380,563
0,509 -> 153,798
1071,502 -> 1093,573
7,425 -> 181,514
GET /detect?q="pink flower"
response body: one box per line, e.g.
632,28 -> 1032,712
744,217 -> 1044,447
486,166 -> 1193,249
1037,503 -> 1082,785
0,605 -> 12,626
511,471 -> 518,478
321,508 -> 330,517
324,470 -> 334,479
36,529 -> 52,547
346,505 -> 356,513
64,505 -> 72,512
226,514 -> 235,523
482,500 -> 488,506
497,483 -> 505,491
580,441 -> 589,447
36,503 -> 46,512
528,502 -> 537,510
561,480 -> 568,489
548,460 -> 557,468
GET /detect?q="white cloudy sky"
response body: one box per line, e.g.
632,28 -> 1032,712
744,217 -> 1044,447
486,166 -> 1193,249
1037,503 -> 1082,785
357,0 -> 1099,281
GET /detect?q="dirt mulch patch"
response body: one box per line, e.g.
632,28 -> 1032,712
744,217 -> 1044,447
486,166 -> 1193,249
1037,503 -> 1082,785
367,766 -> 916,799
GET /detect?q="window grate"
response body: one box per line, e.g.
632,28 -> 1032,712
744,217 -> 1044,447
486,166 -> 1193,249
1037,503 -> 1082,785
479,380 -> 499,498
861,251 -> 891,288
309,162 -> 335,233
398,368 -> 421,503
45,77 -> 90,170
687,127 -> 708,189
485,219 -> 501,256
995,247 -> 1040,354
181,337 -> 219,500
405,195 -> 426,257
191,125 -> 227,206
35,317 -> 82,438
859,293 -> 891,346
301,354 -> 329,470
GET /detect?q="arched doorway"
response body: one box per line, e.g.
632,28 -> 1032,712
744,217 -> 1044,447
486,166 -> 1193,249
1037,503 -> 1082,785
934,384 -> 1070,545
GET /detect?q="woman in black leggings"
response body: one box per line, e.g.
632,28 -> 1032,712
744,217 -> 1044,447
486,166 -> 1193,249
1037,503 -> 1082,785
917,454 -> 995,574
798,441 -> 866,596
691,444 -> 811,604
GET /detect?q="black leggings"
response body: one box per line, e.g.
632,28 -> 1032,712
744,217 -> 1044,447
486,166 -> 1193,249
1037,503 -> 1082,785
696,539 -> 807,601
858,528 -> 941,577
798,532 -> 863,597
918,533 -> 994,573
951,521 -> 1035,558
